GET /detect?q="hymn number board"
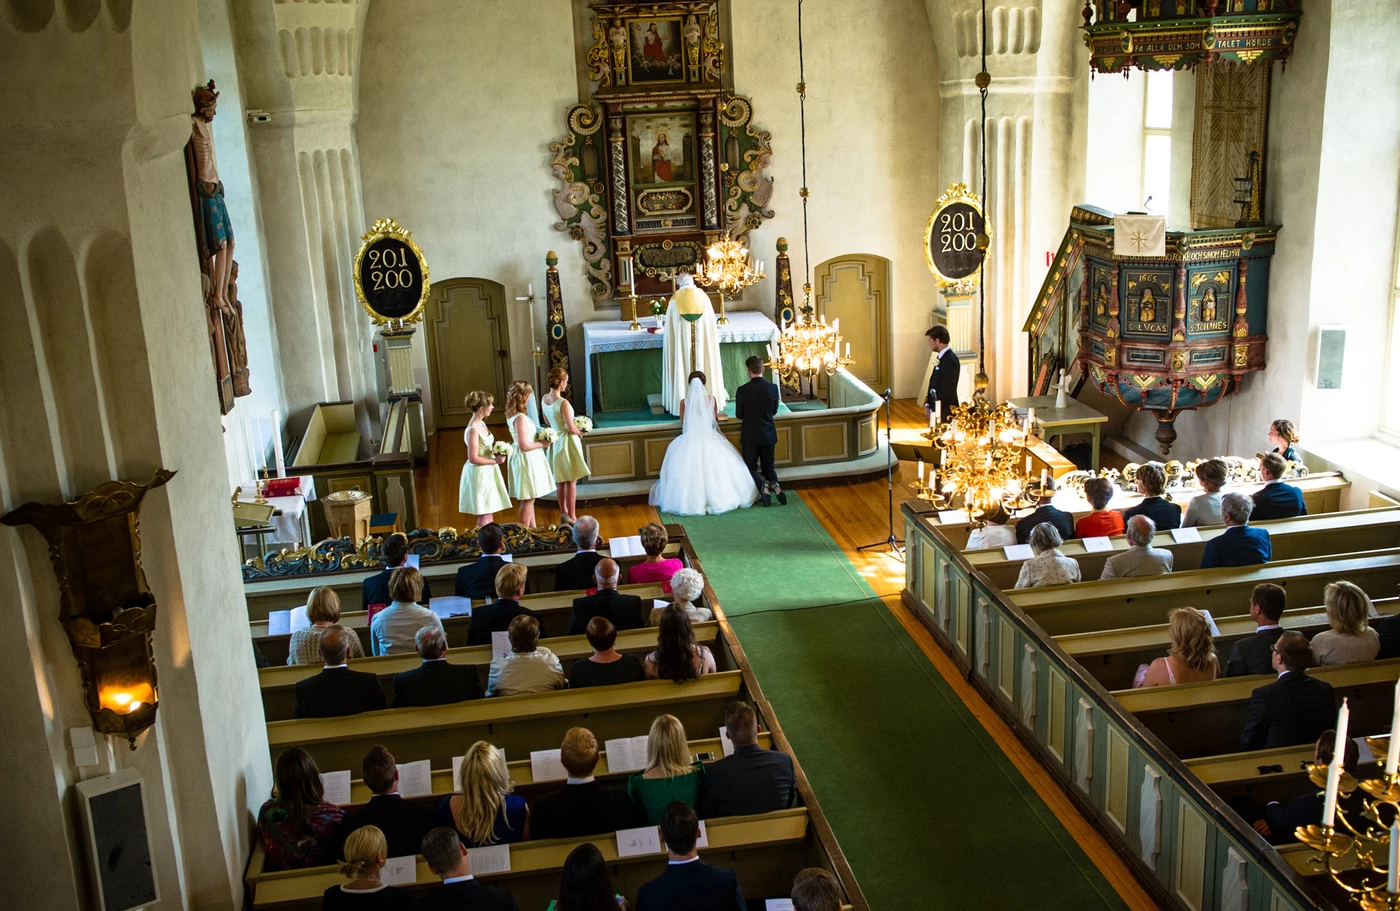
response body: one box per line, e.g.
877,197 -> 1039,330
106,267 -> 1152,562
924,183 -> 989,288
354,218 -> 431,326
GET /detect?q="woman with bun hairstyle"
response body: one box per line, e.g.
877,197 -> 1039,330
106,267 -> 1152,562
542,366 -> 589,524
506,381 -> 556,528
321,825 -> 417,909
459,390 -> 512,526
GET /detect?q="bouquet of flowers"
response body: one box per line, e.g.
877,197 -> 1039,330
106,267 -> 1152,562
573,415 -> 593,435
535,427 -> 559,445
489,441 -> 511,458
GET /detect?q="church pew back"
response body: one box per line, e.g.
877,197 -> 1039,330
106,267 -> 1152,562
1184,742 -> 1383,808
967,508 -> 1400,590
1005,549 -> 1400,636
257,623 -> 721,721
267,671 -> 746,772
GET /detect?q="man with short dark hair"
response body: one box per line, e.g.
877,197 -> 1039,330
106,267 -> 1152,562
454,522 -> 510,601
1224,583 -> 1288,677
392,626 -> 483,707
636,802 -> 745,911
529,727 -> 638,838
419,827 -> 518,911
791,868 -> 842,911
1201,492 -> 1273,569
735,354 -> 784,507
699,701 -> 795,818
1231,730 -> 1364,845
923,325 -> 960,423
554,516 -> 603,591
1099,515 -> 1173,579
362,532 -> 433,611
467,563 -> 540,647
1122,462 -> 1182,530
1251,453 -> 1307,521
568,558 -> 645,634
1240,631 -> 1336,751
292,625 -> 386,718
1014,476 -> 1075,545
336,745 -> 435,858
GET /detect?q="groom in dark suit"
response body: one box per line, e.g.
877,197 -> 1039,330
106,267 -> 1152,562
925,325 -> 961,423
734,355 -> 785,507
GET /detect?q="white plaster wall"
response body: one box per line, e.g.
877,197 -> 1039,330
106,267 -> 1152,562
1084,72 -> 1148,215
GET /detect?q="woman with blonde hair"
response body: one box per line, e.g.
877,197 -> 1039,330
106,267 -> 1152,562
435,740 -> 529,847
321,825 -> 417,909
542,366 -> 590,525
506,380 -> 556,528
626,714 -> 704,824
459,390 -> 511,526
287,586 -> 364,666
1134,607 -> 1220,687
1312,581 -> 1379,666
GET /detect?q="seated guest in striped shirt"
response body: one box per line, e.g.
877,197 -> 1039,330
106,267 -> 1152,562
288,585 -> 364,666
1074,478 -> 1124,539
1311,581 -> 1379,666
1182,458 -> 1228,528
570,617 -> 647,689
369,566 -> 443,656
487,614 -> 565,696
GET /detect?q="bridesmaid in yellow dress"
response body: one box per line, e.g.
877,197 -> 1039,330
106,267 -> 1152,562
542,367 -> 590,524
505,381 -> 555,528
458,391 -> 511,526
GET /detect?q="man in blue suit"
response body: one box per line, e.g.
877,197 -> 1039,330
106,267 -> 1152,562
1251,453 -> 1307,521
1201,493 -> 1273,569
636,802 -> 746,911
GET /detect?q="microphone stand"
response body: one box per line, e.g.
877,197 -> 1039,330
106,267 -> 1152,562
858,389 -> 903,559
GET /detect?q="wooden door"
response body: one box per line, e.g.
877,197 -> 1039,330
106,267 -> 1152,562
814,254 -> 891,394
425,278 -> 511,428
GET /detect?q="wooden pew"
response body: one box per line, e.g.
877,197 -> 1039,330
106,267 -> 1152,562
966,508 -> 1400,591
1059,597 -> 1400,691
252,582 -> 672,664
246,808 -> 814,910
1185,741 -> 1385,809
244,543 -> 685,620
1005,549 -> 1400,637
267,672 -> 747,772
1113,658 -> 1400,759
258,624 -> 721,721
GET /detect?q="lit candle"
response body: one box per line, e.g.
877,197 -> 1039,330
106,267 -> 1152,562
1389,818 -> 1399,893
1322,698 -> 1350,828
271,409 -> 286,478
917,459 -> 925,483
1387,675 -> 1400,777
99,683 -> 155,714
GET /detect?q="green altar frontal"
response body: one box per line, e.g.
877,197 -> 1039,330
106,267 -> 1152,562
592,340 -> 769,412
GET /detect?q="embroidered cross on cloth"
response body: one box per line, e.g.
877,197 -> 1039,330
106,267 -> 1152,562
1113,214 -> 1166,258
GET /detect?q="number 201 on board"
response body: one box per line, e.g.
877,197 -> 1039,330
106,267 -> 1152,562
369,246 -> 413,291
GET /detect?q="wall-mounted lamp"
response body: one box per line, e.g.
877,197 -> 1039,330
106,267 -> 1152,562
2,469 -> 175,748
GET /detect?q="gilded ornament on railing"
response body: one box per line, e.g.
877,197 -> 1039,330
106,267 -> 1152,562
1053,455 -> 1306,503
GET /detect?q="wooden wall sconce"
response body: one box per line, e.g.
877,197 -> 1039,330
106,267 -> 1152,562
2,469 -> 176,748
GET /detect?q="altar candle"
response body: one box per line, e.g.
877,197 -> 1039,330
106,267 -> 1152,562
1387,676 -> 1400,777
1389,818 -> 1399,893
271,409 -> 286,478
1322,698 -> 1350,828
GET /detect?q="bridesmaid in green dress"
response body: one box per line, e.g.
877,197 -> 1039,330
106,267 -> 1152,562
542,366 -> 590,525
505,381 -> 556,528
458,391 -> 511,527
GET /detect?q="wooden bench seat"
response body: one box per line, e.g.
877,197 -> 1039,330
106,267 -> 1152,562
252,582 -> 672,664
246,808 -> 812,909
268,672 -> 746,772
245,544 -> 684,620
966,508 -> 1400,590
1006,549 -> 1400,636
1113,657 -> 1400,759
258,624 -> 721,721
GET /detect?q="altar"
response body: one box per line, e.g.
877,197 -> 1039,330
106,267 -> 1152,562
581,311 -> 779,415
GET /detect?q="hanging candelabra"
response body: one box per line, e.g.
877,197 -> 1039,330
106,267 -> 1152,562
913,399 -> 1039,517
696,238 -> 764,325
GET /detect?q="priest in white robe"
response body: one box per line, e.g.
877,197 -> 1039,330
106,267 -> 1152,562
662,273 -> 726,416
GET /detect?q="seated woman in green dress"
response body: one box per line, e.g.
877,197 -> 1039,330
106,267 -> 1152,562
542,367 -> 590,526
506,380 -> 556,529
627,713 -> 704,825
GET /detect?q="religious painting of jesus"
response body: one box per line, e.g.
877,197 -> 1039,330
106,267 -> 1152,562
629,18 -> 684,83
629,114 -> 694,185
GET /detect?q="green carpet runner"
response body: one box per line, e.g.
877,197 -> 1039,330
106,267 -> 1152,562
664,493 -> 1130,910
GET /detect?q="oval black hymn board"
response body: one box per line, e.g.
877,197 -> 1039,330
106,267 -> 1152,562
354,218 -> 430,327
924,184 -> 989,289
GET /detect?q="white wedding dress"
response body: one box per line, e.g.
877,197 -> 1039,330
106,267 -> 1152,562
649,378 -> 758,516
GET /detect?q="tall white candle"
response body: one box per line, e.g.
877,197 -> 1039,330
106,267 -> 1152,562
1026,456 -> 1032,474
1389,818 -> 1399,893
241,410 -> 257,486
1322,698 -> 1350,828
528,282 -> 534,298
917,459 -> 925,483
254,410 -> 267,471
1388,675 -> 1400,776
271,409 -> 286,478
928,410 -> 936,429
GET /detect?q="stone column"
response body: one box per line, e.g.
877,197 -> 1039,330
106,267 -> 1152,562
0,3 -> 269,908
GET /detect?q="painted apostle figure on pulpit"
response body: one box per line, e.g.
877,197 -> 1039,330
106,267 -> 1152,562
1139,286 -> 1157,324
1201,287 -> 1218,323
191,81 -> 235,313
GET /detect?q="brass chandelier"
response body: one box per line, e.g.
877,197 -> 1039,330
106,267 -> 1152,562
697,237 -> 764,326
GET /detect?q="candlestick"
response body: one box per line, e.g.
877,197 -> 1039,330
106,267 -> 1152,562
1323,698 -> 1350,827
1388,677 -> 1400,777
1390,818 -> 1399,894
271,409 -> 286,478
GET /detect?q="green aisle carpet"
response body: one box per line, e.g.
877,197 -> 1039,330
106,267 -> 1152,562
663,493 -> 1130,911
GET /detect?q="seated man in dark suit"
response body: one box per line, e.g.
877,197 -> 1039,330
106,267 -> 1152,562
467,563 -> 539,647
392,626 -> 484,707
1230,731 -> 1364,845
1240,631 -> 1336,751
362,532 -> 433,611
336,745 -> 435,858
1122,462 -> 1182,530
454,521 -> 511,602
1201,492 -> 1273,569
791,868 -> 843,911
1251,452 -> 1307,521
530,727 -> 638,839
554,515 -> 603,592
419,826 -> 518,911
636,802 -> 746,911
1014,476 -> 1075,545
699,701 -> 795,819
1224,583 -> 1287,677
1374,611 -> 1400,661
568,558 -> 645,635
292,625 -> 386,718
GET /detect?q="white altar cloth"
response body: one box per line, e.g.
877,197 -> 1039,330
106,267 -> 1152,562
580,311 -> 779,415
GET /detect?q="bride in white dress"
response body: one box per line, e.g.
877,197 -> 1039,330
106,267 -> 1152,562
649,372 -> 759,516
